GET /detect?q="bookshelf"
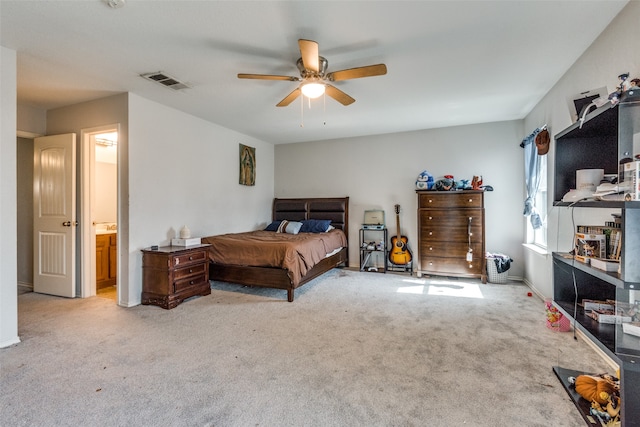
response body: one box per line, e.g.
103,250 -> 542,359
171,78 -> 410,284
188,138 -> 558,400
552,91 -> 640,427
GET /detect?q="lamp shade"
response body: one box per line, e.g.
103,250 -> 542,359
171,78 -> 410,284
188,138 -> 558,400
301,82 -> 325,98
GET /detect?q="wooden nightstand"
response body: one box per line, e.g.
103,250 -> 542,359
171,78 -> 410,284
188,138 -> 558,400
141,244 -> 211,309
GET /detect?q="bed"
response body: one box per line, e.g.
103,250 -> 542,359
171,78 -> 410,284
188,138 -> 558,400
202,197 -> 349,301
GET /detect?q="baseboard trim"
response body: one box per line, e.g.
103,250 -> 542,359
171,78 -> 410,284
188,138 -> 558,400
18,281 -> 33,290
0,337 -> 21,349
522,277 -> 546,301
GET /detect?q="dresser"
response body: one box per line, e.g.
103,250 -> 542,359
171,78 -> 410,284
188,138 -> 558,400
141,244 -> 211,309
416,190 -> 486,283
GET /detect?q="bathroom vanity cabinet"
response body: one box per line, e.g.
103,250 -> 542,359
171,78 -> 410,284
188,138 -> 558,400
96,233 -> 116,289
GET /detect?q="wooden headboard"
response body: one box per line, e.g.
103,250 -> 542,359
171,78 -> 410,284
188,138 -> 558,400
272,197 -> 349,236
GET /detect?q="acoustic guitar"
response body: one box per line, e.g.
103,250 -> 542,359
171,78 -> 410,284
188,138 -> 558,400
389,204 -> 412,265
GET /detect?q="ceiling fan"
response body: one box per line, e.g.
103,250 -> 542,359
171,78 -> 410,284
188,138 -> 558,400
238,39 -> 387,107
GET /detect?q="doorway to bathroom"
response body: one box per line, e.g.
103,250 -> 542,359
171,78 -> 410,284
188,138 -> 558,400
80,125 -> 119,302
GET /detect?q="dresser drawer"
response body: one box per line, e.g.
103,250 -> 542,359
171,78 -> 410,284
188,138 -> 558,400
420,256 -> 484,276
173,262 -> 207,281
419,211 -> 483,242
174,273 -> 208,293
172,249 -> 207,267
420,241 -> 483,259
418,192 -> 483,209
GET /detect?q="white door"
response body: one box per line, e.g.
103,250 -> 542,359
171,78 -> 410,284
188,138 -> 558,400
33,133 -> 77,297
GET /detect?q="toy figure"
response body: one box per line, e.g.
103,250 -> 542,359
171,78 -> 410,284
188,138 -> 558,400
434,178 -> 454,191
415,170 -> 434,190
572,373 -> 621,424
471,175 -> 483,190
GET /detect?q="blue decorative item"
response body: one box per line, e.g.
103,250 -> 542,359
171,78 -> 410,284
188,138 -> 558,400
455,179 -> 469,189
415,170 -> 434,190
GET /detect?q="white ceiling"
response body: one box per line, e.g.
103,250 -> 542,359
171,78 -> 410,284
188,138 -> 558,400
0,0 -> 628,144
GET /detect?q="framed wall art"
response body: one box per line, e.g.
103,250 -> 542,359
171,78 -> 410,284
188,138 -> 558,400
239,143 -> 256,186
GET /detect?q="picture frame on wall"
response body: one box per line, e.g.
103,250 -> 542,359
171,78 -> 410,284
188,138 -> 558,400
239,143 -> 256,186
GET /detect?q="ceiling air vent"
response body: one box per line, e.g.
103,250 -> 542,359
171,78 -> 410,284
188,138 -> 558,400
140,72 -> 190,90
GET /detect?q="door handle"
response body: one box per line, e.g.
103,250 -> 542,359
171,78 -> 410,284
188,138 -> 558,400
62,221 -> 71,227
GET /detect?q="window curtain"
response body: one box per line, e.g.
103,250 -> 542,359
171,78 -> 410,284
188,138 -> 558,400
521,128 -> 543,229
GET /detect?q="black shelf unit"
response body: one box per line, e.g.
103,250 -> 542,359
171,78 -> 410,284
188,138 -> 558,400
552,91 -> 640,427
359,227 -> 388,273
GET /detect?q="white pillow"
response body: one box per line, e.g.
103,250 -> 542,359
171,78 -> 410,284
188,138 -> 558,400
276,220 -> 303,235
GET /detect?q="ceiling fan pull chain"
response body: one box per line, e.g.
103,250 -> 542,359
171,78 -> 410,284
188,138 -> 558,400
300,94 -> 304,128
323,92 -> 327,125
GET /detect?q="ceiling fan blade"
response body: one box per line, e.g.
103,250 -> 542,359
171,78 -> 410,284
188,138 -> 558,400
298,39 -> 319,73
326,64 -> 387,81
276,88 -> 301,107
238,73 -> 299,81
325,84 -> 355,106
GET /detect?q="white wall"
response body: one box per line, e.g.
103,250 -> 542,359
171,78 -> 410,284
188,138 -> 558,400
95,161 -> 117,223
127,93 -> 274,306
0,46 -> 20,347
275,120 -> 525,278
17,104 -> 45,136
522,1 -> 640,297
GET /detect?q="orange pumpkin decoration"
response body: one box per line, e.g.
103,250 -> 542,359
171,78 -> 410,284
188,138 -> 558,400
574,375 -> 617,405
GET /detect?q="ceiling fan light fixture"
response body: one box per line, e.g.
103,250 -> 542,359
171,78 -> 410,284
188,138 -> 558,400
301,81 -> 325,99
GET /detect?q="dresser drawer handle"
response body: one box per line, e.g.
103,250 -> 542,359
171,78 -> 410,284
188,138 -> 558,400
429,231 -> 433,236
469,198 -> 473,203
189,269 -> 193,273
190,280 -> 195,285
429,247 -> 433,251
428,199 -> 433,203
189,256 -> 193,260
428,216 -> 432,220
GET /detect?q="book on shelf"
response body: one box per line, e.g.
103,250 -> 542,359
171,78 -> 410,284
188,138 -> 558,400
609,229 -> 622,260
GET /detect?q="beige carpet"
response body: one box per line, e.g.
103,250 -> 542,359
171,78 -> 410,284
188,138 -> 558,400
1,269 -> 611,426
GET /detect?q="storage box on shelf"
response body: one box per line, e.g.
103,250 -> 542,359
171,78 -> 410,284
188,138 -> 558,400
552,90 -> 640,427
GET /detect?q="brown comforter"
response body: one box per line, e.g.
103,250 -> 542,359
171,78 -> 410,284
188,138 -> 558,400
202,229 -> 347,285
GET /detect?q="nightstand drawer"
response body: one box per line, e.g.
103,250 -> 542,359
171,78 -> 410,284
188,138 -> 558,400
172,249 -> 207,267
174,273 -> 208,293
174,262 -> 207,280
